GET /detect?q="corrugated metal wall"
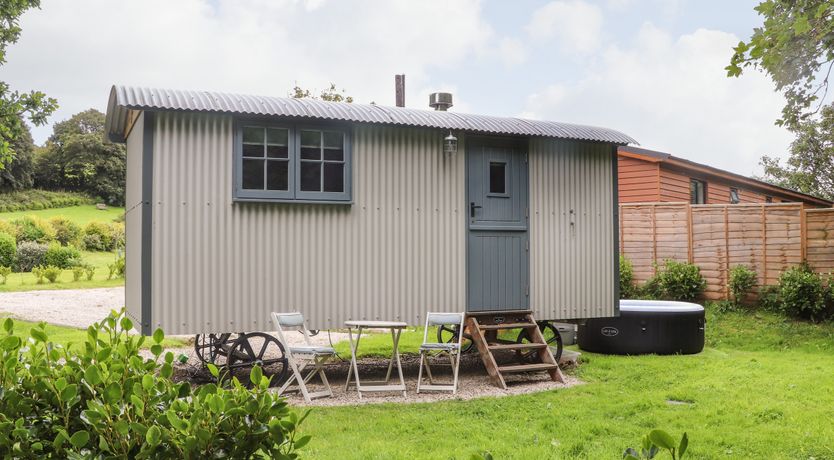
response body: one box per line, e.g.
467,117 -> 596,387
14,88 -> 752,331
529,139 -> 616,319
124,112 -> 143,325
150,112 -> 466,333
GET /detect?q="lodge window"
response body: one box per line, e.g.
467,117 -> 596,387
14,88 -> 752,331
729,188 -> 740,204
690,179 -> 706,204
235,123 -> 351,203
488,161 -> 507,195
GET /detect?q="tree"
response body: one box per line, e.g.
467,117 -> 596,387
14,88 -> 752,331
290,83 -> 354,103
0,116 -> 34,190
727,1 -> 834,128
0,0 -> 57,168
34,109 -> 126,205
758,104 -> 834,200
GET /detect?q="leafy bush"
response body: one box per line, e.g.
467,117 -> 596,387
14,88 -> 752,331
82,221 -> 114,251
72,265 -> 84,282
0,189 -> 91,213
729,265 -> 758,305
82,233 -> 104,251
43,243 -> 81,269
0,310 -> 310,458
42,265 -> 61,283
16,241 -> 48,272
655,260 -> 705,301
759,284 -> 782,312
0,221 -> 15,238
31,266 -> 45,284
777,265 -> 828,321
0,232 -> 15,269
0,266 -> 10,284
12,215 -> 55,244
625,430 -> 689,459
107,257 -> 125,280
49,216 -> 82,246
620,255 -> 636,299
84,265 -> 95,281
111,222 -> 125,250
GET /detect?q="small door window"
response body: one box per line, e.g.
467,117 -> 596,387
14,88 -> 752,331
489,162 -> 507,195
729,188 -> 740,204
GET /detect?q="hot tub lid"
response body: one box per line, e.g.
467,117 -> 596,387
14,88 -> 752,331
619,300 -> 704,313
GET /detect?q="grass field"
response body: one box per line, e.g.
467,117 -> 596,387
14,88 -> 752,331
301,309 -> 834,459
0,204 -> 124,225
0,315 -> 187,349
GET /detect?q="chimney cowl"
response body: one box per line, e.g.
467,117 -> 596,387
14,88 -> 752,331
429,92 -> 453,111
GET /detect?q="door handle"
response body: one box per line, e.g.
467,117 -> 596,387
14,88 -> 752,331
470,202 -> 482,218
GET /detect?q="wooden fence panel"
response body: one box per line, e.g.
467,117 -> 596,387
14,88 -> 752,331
619,202 -> 819,300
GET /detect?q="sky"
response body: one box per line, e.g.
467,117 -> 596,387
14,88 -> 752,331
4,0 -> 790,176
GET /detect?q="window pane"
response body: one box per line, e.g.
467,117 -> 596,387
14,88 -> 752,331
242,143 -> 264,157
730,189 -> 740,204
243,127 -> 264,144
323,148 -> 343,161
266,160 -> 289,191
323,163 -> 344,192
301,130 -> 321,147
242,159 -> 264,190
324,131 -> 343,149
267,145 -> 288,158
266,128 -> 288,145
300,147 -> 321,160
489,162 -> 506,194
300,161 -> 321,191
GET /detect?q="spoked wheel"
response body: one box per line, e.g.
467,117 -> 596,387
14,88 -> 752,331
225,332 -> 289,387
194,333 -> 234,365
515,321 -> 563,364
436,324 -> 475,354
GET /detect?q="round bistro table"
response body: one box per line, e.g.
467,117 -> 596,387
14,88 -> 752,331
344,320 -> 409,399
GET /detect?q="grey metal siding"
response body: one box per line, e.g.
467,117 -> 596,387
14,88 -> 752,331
529,138 -> 616,319
150,112 -> 466,334
124,112 -> 144,328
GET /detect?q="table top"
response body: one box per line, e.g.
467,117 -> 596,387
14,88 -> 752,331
345,320 -> 408,328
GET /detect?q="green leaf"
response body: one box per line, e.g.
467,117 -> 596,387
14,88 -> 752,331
30,327 -> 48,343
160,363 -> 173,379
649,430 -> 677,451
679,432 -> 689,458
152,328 -> 164,344
105,382 -> 122,403
84,365 -> 102,385
142,374 -> 154,391
120,316 -> 133,332
793,15 -> 811,35
0,335 -> 21,351
146,425 -> 161,447
207,363 -> 219,378
150,344 -> 163,356
250,365 -> 263,385
69,430 -> 90,449
2,317 -> 12,333
294,435 -> 312,449
60,384 -> 78,402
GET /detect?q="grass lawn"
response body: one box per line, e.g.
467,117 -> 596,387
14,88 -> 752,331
0,316 -> 187,349
0,250 -> 124,292
0,204 -> 124,225
301,309 -> 834,459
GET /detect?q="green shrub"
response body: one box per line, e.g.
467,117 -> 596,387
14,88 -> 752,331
625,429 -> 689,459
0,233 -> 15,269
778,265 -> 828,321
759,284 -> 782,312
107,257 -> 125,280
639,274 -> 664,300
729,265 -> 758,305
655,260 -> 706,301
31,266 -> 45,284
0,310 -> 309,458
111,222 -> 125,250
42,265 -> 61,283
12,215 -> 55,244
16,241 -> 48,272
0,266 -> 10,284
0,221 -> 15,238
72,265 -> 84,282
82,233 -> 104,251
82,221 -> 114,251
84,265 -> 95,281
43,243 -> 82,269
619,255 -> 636,299
0,189 -> 92,212
49,216 -> 82,246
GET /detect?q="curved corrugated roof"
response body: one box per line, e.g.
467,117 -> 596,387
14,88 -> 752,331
105,85 -> 637,145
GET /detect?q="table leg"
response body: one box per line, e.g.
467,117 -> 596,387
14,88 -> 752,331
384,328 -> 397,383
345,327 -> 364,399
392,328 -> 407,397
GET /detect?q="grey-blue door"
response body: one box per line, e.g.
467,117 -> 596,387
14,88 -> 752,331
466,138 -> 529,312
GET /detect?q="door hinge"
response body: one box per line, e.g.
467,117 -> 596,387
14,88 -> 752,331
525,240 -> 529,251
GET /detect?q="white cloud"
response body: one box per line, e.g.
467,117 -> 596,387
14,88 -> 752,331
497,37 -> 527,67
522,23 -> 791,176
4,0 -> 492,143
526,0 -> 603,54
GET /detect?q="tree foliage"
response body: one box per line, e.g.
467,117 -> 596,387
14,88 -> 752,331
0,0 -> 58,168
727,0 -> 834,128
290,82 -> 354,103
0,116 -> 34,190
758,104 -> 834,200
35,109 -> 126,205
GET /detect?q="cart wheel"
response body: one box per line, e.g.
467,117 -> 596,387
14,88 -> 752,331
515,322 -> 563,364
225,332 -> 288,387
194,333 -> 233,365
436,324 -> 474,354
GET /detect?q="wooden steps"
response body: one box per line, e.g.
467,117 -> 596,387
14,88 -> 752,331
466,311 -> 565,389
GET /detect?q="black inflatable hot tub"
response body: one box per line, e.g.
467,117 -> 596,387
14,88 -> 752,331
577,300 -> 705,355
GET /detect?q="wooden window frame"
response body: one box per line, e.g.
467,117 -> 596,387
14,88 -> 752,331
690,179 -> 706,204
729,187 -> 740,204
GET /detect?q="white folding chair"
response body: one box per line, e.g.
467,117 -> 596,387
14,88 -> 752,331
271,312 -> 337,403
417,312 -> 465,394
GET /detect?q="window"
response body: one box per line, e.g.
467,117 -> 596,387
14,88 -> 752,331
765,196 -> 773,203
489,161 -> 507,195
690,179 -> 706,204
729,188 -> 740,204
235,123 -> 351,202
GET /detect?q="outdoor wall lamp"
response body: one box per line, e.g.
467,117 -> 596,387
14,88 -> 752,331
444,131 -> 458,156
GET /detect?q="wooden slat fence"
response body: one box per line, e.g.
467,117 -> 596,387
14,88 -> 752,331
619,202 -> 833,300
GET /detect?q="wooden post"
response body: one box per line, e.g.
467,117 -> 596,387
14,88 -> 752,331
651,204 -> 657,274
800,203 -> 807,263
686,204 -> 693,263
761,205 -> 768,288
619,204 -> 624,256
724,205 -> 730,300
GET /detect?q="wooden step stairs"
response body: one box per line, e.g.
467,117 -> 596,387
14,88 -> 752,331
466,311 -> 565,389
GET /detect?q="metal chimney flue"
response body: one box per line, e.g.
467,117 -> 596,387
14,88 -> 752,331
395,75 -> 405,107
429,92 -> 453,111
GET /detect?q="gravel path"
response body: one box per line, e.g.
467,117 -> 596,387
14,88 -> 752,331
0,287 -> 125,328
